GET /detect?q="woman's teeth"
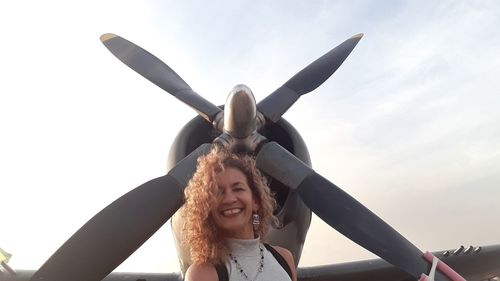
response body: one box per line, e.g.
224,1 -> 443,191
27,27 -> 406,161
223,208 -> 242,216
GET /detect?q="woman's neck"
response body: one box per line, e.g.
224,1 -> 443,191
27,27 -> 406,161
221,228 -> 256,240
225,236 -> 261,256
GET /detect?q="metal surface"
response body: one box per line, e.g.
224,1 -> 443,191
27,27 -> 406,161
255,142 -> 452,281
100,34 -> 222,123
30,145 -> 210,281
257,33 -> 363,123
213,84 -> 268,153
168,144 -> 212,187
454,245 -> 465,255
223,84 -> 257,138
464,246 -> 474,254
256,142 -> 314,190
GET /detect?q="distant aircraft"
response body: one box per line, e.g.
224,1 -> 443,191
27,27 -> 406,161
3,33 -> 499,281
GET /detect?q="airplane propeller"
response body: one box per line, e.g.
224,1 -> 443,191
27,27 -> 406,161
30,144 -> 211,281
257,33 -> 363,123
256,142 -> 449,281
30,33 -> 449,281
100,34 -> 222,123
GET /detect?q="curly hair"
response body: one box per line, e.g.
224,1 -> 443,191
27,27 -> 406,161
182,147 -> 277,265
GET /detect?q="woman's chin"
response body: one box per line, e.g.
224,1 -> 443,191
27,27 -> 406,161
220,225 -> 254,239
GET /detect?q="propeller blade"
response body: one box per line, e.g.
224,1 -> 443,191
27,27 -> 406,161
31,144 -> 211,281
256,142 -> 449,280
100,33 -> 222,123
257,34 -> 363,123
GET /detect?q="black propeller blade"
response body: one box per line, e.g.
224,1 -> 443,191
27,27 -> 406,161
100,33 -> 222,123
30,144 -> 211,281
256,142 -> 448,281
257,33 -> 363,123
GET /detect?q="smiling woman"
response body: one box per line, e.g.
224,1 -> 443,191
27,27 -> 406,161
182,148 -> 297,281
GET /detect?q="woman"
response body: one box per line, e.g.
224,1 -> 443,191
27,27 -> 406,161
182,147 -> 297,281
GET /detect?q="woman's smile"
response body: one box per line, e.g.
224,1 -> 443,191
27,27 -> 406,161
221,208 -> 243,216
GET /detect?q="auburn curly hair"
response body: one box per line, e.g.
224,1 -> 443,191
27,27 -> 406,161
182,147 -> 277,265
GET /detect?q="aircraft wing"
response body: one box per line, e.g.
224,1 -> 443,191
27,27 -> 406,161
1,271 -> 183,281
3,245 -> 499,281
297,244 -> 500,281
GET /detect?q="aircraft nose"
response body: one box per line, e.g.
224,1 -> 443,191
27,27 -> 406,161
223,84 -> 257,138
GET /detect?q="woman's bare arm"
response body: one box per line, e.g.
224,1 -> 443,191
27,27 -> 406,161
273,246 -> 297,281
184,263 -> 219,281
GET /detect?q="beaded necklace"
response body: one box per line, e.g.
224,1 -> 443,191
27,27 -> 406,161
229,245 -> 264,281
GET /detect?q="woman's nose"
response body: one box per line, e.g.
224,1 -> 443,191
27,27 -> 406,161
221,190 -> 236,203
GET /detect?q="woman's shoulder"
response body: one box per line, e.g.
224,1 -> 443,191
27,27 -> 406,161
266,244 -> 297,281
184,262 -> 219,281
263,244 -> 294,264
269,245 -> 293,260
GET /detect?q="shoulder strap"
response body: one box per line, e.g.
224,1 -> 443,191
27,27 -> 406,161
214,263 -> 229,281
263,243 -> 293,280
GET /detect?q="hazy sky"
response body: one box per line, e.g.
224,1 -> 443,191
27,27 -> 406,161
1,0 -> 499,274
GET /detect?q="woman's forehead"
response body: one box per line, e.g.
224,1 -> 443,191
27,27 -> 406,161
215,166 -> 249,185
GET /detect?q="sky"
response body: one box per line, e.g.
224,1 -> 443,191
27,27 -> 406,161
1,0 -> 500,274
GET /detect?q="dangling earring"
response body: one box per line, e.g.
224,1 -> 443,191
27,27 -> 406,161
252,212 -> 260,227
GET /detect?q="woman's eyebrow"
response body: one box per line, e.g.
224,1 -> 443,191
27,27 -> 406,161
231,181 -> 246,187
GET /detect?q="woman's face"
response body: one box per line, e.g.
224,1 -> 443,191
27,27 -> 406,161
211,166 -> 258,239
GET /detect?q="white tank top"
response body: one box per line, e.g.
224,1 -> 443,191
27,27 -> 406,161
225,238 -> 291,281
